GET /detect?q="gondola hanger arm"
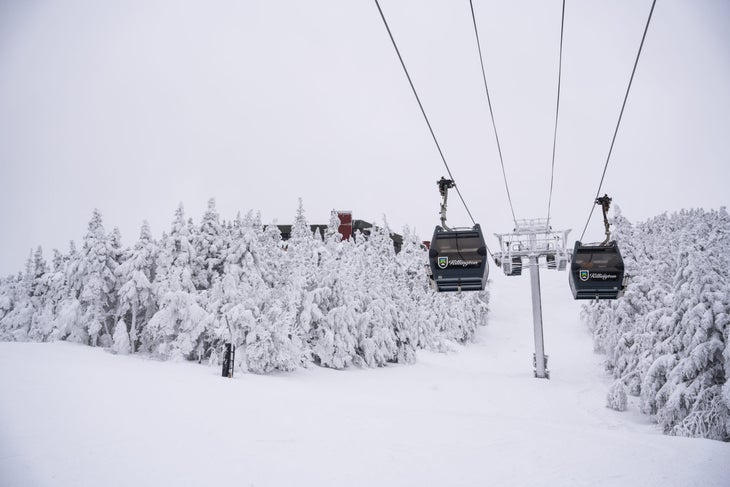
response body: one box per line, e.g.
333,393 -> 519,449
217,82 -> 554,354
596,194 -> 612,245
437,177 -> 455,230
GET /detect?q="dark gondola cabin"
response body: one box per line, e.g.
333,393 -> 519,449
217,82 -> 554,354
569,241 -> 625,299
429,224 -> 488,292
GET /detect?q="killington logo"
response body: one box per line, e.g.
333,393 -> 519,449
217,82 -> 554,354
579,270 -> 590,282
438,256 -> 448,269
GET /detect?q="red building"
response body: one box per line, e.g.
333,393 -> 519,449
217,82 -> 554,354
277,211 -> 402,253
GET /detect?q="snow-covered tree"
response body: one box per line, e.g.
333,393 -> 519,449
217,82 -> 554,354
112,318 -> 131,355
310,221 -> 359,369
116,221 -> 157,352
607,380 -> 628,412
357,221 -> 401,366
0,275 -> 14,325
52,241 -> 86,343
73,210 -> 119,346
396,226 -> 436,351
285,200 -> 323,361
0,254 -> 34,341
27,247 -> 59,341
193,198 -> 225,291
145,204 -> 208,360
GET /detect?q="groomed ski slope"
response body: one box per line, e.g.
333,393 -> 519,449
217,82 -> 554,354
1,270 -> 728,486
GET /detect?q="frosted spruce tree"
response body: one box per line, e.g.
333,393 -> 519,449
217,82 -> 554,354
112,317 -> 131,355
357,221 -> 405,366
75,210 -> 119,347
0,276 -> 13,323
116,221 -> 157,352
145,205 -> 208,360
286,199 -> 323,363
27,247 -> 60,342
0,250 -> 39,341
309,211 -> 360,369
397,226 -> 441,350
192,198 -> 225,291
38,250 -> 71,341
258,213 -> 304,369
52,241 -> 86,343
0,275 -> 15,330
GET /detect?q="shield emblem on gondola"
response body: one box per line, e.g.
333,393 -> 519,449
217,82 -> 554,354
579,270 -> 590,282
438,256 -> 448,269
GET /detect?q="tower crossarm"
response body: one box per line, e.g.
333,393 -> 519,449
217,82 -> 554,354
492,218 -> 571,272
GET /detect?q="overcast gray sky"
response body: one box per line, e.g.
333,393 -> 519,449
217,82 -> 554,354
1,0 -> 728,276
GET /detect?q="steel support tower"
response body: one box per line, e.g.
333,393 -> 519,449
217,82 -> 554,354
493,219 -> 570,379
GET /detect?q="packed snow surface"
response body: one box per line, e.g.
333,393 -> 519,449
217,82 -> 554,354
1,270 -> 728,486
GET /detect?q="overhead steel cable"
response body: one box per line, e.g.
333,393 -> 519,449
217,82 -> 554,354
546,0 -> 566,229
579,0 -> 657,242
373,0 -> 477,227
468,0 -> 518,226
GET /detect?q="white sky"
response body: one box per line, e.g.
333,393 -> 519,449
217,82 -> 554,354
1,0 -> 728,276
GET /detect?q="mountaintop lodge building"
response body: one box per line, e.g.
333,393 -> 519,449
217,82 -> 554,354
275,211 -> 403,253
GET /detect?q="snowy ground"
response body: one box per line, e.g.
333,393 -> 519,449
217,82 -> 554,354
1,270 -> 729,486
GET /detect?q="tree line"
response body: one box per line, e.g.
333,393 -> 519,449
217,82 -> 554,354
0,199 -> 489,373
584,207 -> 730,441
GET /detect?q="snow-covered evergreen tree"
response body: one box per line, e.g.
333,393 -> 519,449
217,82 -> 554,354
54,241 -> 86,343
396,226 -> 438,350
607,380 -> 628,412
286,200 -> 323,362
27,246 -> 55,341
112,317 -> 131,355
37,249 -> 71,341
0,275 -> 14,325
310,215 -> 359,369
145,204 -> 208,360
74,210 -> 119,346
0,253 -> 35,341
357,221 -> 401,366
193,198 -> 225,291
116,221 -> 157,352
